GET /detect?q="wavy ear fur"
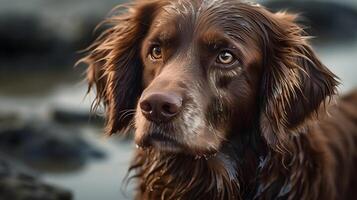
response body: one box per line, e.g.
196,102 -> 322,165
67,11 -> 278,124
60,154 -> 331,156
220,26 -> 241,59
260,12 -> 339,151
79,1 -> 164,135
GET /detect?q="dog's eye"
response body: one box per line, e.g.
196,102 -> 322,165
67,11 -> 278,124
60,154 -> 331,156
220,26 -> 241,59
150,46 -> 162,60
217,51 -> 235,65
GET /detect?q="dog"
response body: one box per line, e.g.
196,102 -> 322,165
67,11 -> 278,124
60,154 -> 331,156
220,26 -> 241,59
80,0 -> 357,199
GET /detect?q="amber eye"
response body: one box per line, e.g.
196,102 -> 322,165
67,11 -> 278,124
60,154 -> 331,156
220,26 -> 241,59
217,51 -> 235,65
150,46 -> 162,60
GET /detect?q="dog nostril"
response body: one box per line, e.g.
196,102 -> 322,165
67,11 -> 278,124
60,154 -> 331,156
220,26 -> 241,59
140,92 -> 182,122
162,103 -> 179,115
140,101 -> 152,113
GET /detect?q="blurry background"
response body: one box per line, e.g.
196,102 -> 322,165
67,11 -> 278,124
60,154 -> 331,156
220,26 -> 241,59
0,0 -> 356,200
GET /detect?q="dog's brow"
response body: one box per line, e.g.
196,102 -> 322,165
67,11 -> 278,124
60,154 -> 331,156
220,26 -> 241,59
200,31 -> 235,49
148,25 -> 177,46
158,31 -> 176,45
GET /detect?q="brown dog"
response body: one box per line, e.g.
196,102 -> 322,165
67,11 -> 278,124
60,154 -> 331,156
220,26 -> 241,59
80,0 -> 357,199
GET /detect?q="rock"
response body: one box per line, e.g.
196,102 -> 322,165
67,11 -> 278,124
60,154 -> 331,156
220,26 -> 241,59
0,14 -> 66,70
0,0 -> 126,71
0,177 -> 73,200
0,156 -> 72,200
0,112 -> 19,126
0,122 -> 105,172
51,109 -> 104,126
263,0 -> 357,42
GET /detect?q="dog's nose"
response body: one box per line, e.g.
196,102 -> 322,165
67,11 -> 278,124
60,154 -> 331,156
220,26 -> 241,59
140,92 -> 182,123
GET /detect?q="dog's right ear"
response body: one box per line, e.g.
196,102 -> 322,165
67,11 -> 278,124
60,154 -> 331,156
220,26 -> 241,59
258,11 -> 338,152
79,1 -> 165,135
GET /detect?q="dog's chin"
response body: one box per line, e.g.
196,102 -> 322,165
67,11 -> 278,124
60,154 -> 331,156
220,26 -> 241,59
136,132 -> 184,153
136,132 -> 219,158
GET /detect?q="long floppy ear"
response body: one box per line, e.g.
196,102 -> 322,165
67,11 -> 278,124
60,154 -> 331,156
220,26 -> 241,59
79,1 -> 164,135
260,12 -> 339,151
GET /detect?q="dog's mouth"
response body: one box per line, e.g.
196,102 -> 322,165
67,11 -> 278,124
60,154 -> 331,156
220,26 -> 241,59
137,131 -> 184,152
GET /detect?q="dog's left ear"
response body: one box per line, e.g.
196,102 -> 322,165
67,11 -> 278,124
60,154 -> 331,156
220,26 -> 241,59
259,11 -> 339,151
79,1 -> 165,135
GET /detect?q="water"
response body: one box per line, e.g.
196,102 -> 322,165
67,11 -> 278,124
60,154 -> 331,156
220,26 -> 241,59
315,40 -> 357,93
0,81 -> 136,200
44,128 -> 135,200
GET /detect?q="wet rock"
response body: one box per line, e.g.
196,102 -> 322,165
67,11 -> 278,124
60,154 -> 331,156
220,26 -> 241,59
0,156 -> 72,200
0,176 -> 73,200
0,122 -> 105,172
0,112 -> 19,126
263,0 -> 357,42
0,0 -> 125,71
0,15 -> 64,69
52,109 -> 104,126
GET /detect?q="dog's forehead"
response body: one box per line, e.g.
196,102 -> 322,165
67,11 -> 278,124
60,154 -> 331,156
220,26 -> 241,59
160,0 -> 235,21
152,0 -> 255,38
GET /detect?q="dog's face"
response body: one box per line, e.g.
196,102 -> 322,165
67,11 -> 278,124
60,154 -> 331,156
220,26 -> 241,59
135,1 -> 263,155
82,0 -> 337,156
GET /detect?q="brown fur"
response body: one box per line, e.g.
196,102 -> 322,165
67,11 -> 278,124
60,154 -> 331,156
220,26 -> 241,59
79,0 -> 357,199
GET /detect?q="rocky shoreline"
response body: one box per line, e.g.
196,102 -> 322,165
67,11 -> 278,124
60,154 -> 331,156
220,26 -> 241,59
0,0 -> 356,72
0,109 -> 105,199
0,0 -> 356,199
0,154 -> 72,200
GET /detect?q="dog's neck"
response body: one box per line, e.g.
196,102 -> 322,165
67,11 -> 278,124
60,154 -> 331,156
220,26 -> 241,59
130,126 -> 328,200
130,129 -> 266,200
131,150 -> 241,199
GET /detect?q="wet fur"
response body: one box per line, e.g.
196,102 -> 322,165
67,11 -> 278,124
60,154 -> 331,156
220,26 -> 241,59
80,0 -> 357,199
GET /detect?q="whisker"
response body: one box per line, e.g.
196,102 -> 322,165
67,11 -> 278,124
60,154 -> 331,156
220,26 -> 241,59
118,109 -> 137,121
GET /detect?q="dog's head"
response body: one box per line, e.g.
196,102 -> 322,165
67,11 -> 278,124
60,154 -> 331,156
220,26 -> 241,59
81,0 -> 338,156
